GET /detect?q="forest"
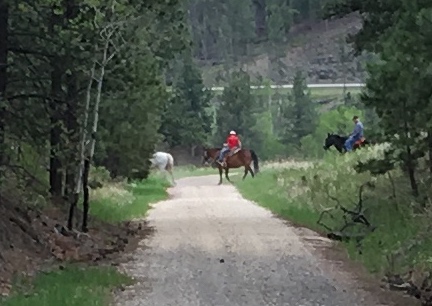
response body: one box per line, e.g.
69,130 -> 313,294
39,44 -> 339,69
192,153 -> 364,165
2,0 -> 432,304
186,0 -> 329,62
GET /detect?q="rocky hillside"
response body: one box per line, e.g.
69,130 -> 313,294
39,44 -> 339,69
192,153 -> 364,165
200,14 -> 370,86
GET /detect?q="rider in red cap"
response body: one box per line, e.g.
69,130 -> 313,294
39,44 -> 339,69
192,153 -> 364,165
217,130 -> 241,166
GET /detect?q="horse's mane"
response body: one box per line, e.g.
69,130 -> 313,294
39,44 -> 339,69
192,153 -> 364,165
329,133 -> 346,140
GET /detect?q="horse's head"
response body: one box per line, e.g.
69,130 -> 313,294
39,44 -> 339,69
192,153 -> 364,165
202,147 -> 219,166
323,133 -> 336,150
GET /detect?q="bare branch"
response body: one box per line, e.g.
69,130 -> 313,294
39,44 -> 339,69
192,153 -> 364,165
318,182 -> 375,243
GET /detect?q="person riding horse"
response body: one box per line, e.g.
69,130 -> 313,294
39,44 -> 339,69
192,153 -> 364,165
217,130 -> 242,166
345,116 -> 365,152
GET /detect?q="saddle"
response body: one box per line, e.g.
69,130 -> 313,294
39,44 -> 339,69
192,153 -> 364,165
354,137 -> 366,146
228,147 -> 241,156
221,147 -> 241,167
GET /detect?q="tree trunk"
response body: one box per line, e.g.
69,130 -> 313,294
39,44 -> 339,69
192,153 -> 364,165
252,0 -> 266,40
81,37 -> 110,232
405,144 -> 419,197
0,1 -> 8,176
49,65 -> 64,197
428,130 -> 432,175
68,62 -> 95,230
81,158 -> 90,231
64,73 -> 79,197
64,0 -> 80,198
48,9 -> 64,197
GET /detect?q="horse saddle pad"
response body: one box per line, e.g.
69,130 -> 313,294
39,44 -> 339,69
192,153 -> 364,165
355,137 -> 366,145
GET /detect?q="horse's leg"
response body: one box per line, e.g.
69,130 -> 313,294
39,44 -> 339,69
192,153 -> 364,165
158,164 -> 167,181
248,164 -> 254,178
243,164 -> 254,180
167,168 -> 176,186
224,167 -> 231,182
165,161 -> 176,186
218,166 -> 223,185
242,166 -> 248,180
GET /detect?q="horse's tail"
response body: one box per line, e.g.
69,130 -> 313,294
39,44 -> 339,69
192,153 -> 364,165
250,150 -> 259,174
167,153 -> 174,170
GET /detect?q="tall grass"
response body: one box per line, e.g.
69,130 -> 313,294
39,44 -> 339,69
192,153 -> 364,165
88,176 -> 169,222
3,265 -> 132,306
236,145 -> 432,275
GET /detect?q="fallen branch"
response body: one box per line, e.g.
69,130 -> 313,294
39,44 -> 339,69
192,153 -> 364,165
317,182 -> 376,242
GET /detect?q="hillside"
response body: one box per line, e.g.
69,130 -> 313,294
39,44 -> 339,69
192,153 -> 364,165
199,14 -> 369,87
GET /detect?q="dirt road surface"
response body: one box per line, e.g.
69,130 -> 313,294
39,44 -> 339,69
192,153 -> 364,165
115,175 -> 406,306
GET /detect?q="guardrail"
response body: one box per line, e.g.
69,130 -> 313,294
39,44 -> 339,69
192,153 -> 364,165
209,83 -> 365,91
166,83 -> 365,92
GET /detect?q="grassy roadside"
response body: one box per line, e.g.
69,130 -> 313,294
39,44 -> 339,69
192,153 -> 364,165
236,147 -> 432,275
3,266 -> 132,306
89,176 -> 170,222
3,174 -> 169,306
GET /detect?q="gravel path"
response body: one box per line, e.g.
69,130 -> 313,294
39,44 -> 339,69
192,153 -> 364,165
115,175 -> 387,306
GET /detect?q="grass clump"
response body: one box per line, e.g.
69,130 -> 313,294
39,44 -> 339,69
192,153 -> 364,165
236,145 -> 432,275
88,176 -> 170,222
3,265 -> 132,306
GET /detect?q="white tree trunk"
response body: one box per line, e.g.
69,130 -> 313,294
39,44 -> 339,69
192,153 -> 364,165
74,61 -> 96,195
88,33 -> 113,161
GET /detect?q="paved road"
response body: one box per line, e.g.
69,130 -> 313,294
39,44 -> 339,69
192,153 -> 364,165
115,176 -> 392,306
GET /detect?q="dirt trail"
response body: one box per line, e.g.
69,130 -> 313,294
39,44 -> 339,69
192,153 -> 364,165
115,175 -> 400,306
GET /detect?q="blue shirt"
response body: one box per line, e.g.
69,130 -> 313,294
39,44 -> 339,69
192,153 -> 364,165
352,121 -> 364,138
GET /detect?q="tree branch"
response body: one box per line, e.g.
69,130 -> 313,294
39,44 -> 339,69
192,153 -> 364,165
317,182 -> 375,243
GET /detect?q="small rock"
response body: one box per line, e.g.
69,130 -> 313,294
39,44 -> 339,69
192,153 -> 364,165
219,259 -> 224,263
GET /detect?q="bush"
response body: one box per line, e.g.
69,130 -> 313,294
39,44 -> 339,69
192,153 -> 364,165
89,166 -> 111,184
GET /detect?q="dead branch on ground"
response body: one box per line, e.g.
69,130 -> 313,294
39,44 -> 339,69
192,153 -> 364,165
317,182 -> 376,243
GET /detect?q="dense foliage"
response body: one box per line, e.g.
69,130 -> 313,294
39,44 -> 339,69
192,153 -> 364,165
0,0 -> 189,229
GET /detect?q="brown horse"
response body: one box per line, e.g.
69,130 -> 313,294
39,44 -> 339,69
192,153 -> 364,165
202,147 -> 259,185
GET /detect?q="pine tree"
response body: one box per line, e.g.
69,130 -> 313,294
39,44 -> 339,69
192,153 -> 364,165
160,51 -> 213,148
280,70 -> 318,147
215,70 -> 258,147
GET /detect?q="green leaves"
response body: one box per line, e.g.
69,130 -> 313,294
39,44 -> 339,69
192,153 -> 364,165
279,70 -> 318,148
160,51 -> 213,147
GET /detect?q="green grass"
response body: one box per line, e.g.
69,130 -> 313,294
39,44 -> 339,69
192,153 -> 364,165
236,147 -> 432,275
2,265 -> 132,306
88,176 -> 170,222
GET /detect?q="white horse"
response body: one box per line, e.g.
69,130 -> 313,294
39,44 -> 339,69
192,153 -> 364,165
149,151 -> 176,186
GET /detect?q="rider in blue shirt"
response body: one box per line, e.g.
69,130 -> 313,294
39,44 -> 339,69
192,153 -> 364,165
345,115 -> 364,152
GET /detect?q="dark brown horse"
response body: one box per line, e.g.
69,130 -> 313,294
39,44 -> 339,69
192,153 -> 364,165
202,147 -> 259,185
